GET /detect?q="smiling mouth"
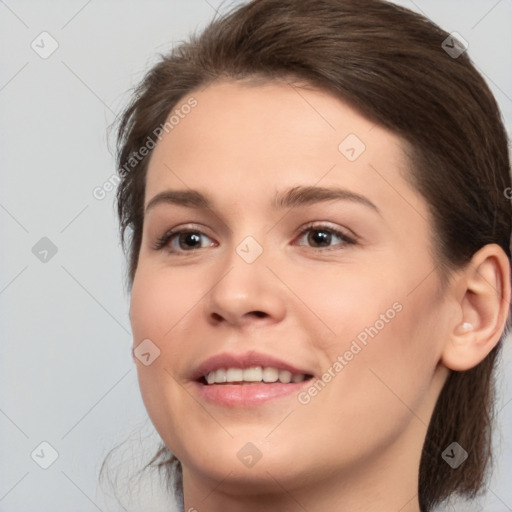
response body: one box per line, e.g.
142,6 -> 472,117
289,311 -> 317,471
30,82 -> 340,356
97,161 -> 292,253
200,366 -> 314,385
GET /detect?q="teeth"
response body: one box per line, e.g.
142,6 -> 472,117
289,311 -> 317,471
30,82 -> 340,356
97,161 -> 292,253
262,367 -> 279,382
226,368 -> 243,382
214,368 -> 227,383
205,366 -> 307,385
243,367 -> 262,381
278,370 -> 292,383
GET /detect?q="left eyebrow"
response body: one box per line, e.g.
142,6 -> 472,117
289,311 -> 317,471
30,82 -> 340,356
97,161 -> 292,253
144,185 -> 379,214
272,185 -> 379,213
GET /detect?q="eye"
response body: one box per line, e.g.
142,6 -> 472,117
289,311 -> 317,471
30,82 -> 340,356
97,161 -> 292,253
153,229 -> 216,253
294,223 -> 356,250
153,223 -> 356,254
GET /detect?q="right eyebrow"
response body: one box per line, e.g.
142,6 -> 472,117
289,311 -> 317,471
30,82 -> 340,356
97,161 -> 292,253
145,189 -> 210,214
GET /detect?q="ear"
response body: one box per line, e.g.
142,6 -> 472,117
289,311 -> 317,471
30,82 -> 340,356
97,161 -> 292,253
441,244 -> 511,372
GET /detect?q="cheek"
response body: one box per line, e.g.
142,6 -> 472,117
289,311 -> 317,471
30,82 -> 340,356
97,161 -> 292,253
129,265 -> 192,425
290,310 -> 437,469
324,287 -> 442,427
293,263 -> 443,417
129,293 -> 193,463
130,262 -> 203,341
282,261 -> 400,346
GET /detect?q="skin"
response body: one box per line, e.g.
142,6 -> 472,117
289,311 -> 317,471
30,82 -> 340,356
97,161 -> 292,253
128,79 -> 510,512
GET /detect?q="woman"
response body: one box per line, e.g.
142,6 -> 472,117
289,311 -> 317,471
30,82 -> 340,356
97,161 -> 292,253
104,0 -> 511,510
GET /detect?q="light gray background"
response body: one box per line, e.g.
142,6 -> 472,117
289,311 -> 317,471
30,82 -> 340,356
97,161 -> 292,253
1,1 -> 511,511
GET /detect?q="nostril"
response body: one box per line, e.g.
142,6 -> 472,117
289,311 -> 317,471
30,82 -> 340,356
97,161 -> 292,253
209,310 -> 267,323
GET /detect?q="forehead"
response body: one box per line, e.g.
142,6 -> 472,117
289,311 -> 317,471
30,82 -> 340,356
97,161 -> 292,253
144,79 -> 422,217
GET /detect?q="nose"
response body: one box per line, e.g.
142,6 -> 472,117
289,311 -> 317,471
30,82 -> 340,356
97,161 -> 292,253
203,245 -> 287,328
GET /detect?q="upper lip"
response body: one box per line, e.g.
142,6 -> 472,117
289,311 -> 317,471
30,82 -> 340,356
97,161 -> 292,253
190,350 -> 314,381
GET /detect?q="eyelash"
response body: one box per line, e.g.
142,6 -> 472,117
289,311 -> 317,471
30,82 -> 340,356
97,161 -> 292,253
152,222 -> 357,254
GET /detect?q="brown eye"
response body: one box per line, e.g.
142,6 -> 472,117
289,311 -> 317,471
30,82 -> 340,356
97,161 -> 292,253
295,225 -> 356,250
176,232 -> 203,250
154,230 -> 216,253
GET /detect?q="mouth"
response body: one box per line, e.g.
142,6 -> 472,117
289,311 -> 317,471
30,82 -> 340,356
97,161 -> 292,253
190,352 -> 315,407
201,366 -> 314,385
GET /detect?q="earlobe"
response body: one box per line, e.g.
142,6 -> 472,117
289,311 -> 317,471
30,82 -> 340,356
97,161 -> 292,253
441,244 -> 511,372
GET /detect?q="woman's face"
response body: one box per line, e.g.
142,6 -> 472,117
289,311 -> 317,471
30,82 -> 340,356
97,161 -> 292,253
129,80 -> 453,498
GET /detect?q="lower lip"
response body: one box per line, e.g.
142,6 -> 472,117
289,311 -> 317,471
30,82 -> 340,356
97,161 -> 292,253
193,380 -> 311,407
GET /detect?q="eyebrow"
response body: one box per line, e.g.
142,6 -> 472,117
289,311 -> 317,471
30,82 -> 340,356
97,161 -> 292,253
144,185 -> 379,214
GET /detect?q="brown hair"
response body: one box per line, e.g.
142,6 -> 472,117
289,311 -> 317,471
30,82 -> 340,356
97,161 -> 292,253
107,0 -> 511,510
